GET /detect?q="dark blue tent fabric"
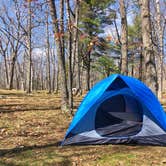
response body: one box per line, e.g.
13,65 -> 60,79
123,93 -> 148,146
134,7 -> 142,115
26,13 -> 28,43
62,74 -> 166,146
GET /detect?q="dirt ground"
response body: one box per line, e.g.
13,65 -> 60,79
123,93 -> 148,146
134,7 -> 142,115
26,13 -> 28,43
0,90 -> 166,166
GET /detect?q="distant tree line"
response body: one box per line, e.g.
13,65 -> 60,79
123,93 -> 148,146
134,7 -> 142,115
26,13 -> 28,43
0,0 -> 165,113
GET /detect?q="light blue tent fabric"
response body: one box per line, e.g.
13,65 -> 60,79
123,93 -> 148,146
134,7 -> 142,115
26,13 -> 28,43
62,74 -> 166,146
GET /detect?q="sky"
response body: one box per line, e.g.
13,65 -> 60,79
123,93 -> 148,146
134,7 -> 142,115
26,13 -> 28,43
0,0 -> 165,62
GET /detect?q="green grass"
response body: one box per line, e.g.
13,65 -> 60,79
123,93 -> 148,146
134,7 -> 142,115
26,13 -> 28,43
95,153 -> 136,166
0,90 -> 166,165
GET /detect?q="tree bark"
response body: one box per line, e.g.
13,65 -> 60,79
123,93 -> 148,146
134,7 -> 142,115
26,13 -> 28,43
155,0 -> 164,98
9,52 -> 17,90
17,61 -> 24,91
66,0 -> 73,114
139,47 -> 143,80
51,49 -> 56,92
85,51 -> 90,91
3,54 -> 9,88
74,0 -> 81,95
55,64 -> 59,93
46,11 -> 52,94
48,0 -> 68,111
139,0 -> 158,94
15,64 -> 19,90
26,0 -> 32,94
120,0 -> 128,75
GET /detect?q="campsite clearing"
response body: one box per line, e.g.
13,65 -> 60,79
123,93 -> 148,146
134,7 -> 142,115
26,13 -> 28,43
0,90 -> 166,166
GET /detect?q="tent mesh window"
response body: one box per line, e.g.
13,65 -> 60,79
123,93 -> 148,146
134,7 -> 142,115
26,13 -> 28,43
95,94 -> 143,137
107,77 -> 128,91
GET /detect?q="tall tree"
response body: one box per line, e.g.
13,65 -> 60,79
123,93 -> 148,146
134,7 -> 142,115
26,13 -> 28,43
66,0 -> 73,114
26,0 -> 32,93
119,0 -> 128,75
155,0 -> 164,98
45,9 -> 52,94
80,0 -> 114,90
139,0 -> 157,94
128,15 -> 142,78
48,0 -> 68,111
93,55 -> 119,78
0,0 -> 25,90
73,0 -> 81,95
0,36 -> 9,87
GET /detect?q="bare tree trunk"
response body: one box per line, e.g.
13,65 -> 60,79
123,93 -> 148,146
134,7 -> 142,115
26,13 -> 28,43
32,63 -> 35,91
55,64 -> 59,93
74,0 -> 81,95
9,52 -> 17,90
26,0 -> 32,94
17,61 -> 24,91
3,54 -> 9,88
23,53 -> 26,91
131,54 -> 134,77
0,40 -> 9,88
75,41 -> 82,95
46,11 -> 51,94
51,49 -> 56,92
139,0 -> 157,94
139,47 -> 143,80
48,0 -> 68,111
85,51 -> 90,91
120,0 -> 128,75
41,65 -> 44,90
155,0 -> 164,98
66,0 -> 73,114
15,64 -> 19,90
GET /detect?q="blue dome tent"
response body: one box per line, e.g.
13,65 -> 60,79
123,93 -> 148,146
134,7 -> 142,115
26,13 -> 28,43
62,74 -> 166,146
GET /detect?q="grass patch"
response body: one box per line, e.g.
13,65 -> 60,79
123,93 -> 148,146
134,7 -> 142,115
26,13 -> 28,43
1,149 -> 71,166
0,89 -> 166,165
95,153 -> 136,166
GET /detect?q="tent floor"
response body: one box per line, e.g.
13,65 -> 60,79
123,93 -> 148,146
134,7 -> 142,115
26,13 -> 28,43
96,121 -> 142,137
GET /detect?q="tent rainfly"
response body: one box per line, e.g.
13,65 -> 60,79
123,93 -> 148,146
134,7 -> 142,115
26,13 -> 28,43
62,74 -> 166,146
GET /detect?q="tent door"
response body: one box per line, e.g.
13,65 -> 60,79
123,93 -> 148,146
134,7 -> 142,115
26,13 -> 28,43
95,94 -> 143,137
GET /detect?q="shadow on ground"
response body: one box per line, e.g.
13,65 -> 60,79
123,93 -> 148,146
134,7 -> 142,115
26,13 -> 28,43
0,142 -> 61,157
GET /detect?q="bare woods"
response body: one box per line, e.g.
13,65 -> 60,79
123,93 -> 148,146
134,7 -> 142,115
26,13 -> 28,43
0,0 -> 165,113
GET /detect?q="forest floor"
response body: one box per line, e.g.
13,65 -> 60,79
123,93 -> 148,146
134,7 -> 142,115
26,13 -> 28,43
0,90 -> 166,166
